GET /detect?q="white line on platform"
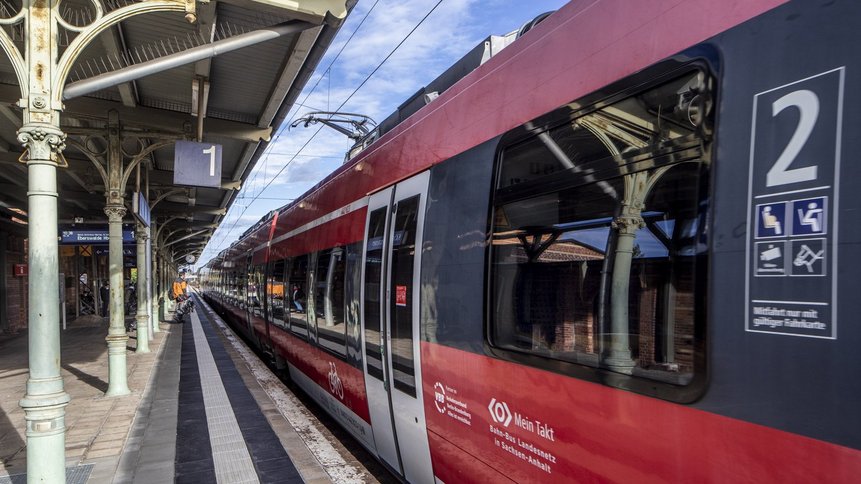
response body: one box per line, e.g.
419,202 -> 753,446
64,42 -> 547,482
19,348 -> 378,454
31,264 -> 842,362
196,299 -> 367,484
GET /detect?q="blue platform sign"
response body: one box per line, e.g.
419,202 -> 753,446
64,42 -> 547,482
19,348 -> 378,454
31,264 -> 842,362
60,228 -> 134,244
94,247 -> 135,256
174,141 -> 223,188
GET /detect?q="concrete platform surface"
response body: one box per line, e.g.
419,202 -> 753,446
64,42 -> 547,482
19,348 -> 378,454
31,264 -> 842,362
0,300 -> 384,483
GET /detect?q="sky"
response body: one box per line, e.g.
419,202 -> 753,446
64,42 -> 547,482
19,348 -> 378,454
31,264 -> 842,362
196,0 -> 569,267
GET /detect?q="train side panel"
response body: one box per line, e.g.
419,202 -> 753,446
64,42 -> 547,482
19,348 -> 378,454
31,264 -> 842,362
200,1 -> 861,482
417,1 -> 861,482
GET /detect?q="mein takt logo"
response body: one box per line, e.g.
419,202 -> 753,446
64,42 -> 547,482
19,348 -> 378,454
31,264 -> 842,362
488,398 -> 512,427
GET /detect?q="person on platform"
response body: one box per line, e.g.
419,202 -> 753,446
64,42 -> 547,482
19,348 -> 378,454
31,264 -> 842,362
172,272 -> 188,300
172,272 -> 190,322
99,280 -> 109,317
291,284 -> 305,313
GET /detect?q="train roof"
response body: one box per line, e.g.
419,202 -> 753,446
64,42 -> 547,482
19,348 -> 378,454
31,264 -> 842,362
210,18 -> 533,263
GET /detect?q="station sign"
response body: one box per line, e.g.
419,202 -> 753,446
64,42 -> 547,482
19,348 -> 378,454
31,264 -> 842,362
745,67 -> 844,339
173,140 -> 223,188
93,247 -> 135,256
60,228 -> 135,244
133,191 -> 151,227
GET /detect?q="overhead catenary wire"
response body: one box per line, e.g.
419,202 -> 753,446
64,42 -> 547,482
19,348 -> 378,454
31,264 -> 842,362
254,0 -> 446,201
202,0 -> 445,263
241,0 -> 381,205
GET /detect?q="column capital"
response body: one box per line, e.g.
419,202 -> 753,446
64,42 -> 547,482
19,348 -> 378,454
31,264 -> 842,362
611,214 -> 645,235
136,226 -> 149,241
104,205 -> 126,222
17,123 -> 66,165
612,201 -> 645,236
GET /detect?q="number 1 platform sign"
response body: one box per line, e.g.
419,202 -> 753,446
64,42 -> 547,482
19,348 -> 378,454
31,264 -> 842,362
745,67 -> 844,340
173,140 -> 223,188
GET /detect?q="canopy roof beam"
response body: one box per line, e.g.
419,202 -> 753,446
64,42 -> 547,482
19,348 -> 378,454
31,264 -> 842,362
63,20 -> 316,101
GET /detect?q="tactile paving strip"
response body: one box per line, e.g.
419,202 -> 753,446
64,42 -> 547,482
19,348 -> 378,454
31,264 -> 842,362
190,311 -> 260,483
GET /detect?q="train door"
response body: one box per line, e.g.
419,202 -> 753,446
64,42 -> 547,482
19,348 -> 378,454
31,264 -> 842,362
361,171 -> 434,483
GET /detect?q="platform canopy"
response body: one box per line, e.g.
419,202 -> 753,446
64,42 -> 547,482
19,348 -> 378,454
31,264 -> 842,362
0,0 -> 352,262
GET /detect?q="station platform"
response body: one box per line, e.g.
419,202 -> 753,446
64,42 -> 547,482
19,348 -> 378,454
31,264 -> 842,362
0,295 -> 382,484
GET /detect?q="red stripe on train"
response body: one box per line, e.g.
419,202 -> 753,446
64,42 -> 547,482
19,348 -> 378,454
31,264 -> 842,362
269,324 -> 371,423
421,342 -> 861,482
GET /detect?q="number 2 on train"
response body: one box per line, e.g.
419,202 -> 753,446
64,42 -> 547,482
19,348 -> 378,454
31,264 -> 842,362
766,89 -> 819,187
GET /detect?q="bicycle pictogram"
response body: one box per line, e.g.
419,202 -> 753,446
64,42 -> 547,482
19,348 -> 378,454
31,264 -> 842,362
328,362 -> 344,400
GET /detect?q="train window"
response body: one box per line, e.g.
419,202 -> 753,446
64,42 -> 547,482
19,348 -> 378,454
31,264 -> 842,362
235,269 -> 247,309
288,254 -> 309,337
224,270 -> 231,302
345,242 -> 363,363
313,247 -> 347,355
268,259 -> 287,328
490,69 -> 711,391
248,264 -> 264,317
390,195 -> 420,397
364,207 -> 387,382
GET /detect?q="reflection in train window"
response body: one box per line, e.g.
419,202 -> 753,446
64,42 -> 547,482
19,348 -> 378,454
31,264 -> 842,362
249,264 -> 264,317
364,207 -> 387,382
235,268 -> 248,310
314,247 -> 347,355
491,70 -> 711,387
268,259 -> 287,328
390,195 -> 420,397
288,254 -> 309,338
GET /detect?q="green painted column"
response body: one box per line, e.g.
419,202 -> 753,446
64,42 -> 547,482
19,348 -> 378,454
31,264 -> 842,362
135,224 -> 150,353
603,169 -> 654,374
105,205 -> 130,396
150,224 -> 159,334
603,210 -> 641,373
18,123 -> 70,484
103,110 -> 130,396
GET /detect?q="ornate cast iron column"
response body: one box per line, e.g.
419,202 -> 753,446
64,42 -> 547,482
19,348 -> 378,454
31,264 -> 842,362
604,168 -> 670,373
149,222 -> 159,334
104,203 -> 131,395
135,224 -> 150,353
104,110 -> 131,395
17,124 -> 70,484
0,1 -> 199,480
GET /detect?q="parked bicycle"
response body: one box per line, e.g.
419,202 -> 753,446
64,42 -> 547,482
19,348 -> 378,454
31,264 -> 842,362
173,294 -> 194,322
